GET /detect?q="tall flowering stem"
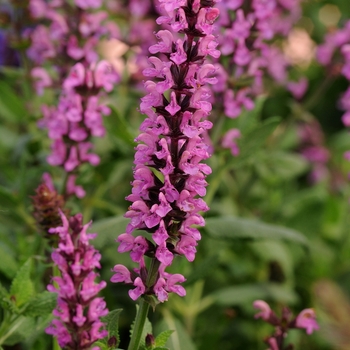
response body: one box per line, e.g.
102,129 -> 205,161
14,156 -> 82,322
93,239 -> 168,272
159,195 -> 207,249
28,0 -> 119,198
111,0 -> 220,347
46,211 -> 108,350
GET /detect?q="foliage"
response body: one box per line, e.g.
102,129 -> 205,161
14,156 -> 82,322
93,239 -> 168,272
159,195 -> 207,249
1,0 -> 350,349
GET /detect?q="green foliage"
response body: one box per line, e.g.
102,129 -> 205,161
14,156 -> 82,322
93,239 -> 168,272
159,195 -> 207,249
205,216 -> 309,246
153,330 -> 174,348
97,309 -> 123,349
212,283 -> 298,306
23,291 -> 57,317
10,259 -> 35,308
2,2 -> 350,349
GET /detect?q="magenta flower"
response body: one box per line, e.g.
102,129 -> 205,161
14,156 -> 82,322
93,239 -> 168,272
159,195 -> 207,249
213,0 -> 304,119
295,308 -> 319,335
111,0 -> 220,303
253,300 -> 272,321
46,211 -> 108,350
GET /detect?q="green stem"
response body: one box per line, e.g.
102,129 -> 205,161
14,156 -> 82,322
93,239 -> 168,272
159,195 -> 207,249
302,74 -> 335,111
0,315 -> 25,345
127,258 -> 161,350
127,299 -> 150,350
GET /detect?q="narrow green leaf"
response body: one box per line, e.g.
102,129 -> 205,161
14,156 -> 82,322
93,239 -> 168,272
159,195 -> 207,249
10,259 -> 34,307
156,315 -> 196,350
155,330 -> 174,347
152,347 -> 168,350
107,106 -> 135,146
3,317 -> 36,346
205,216 -> 308,246
23,291 -> 57,317
212,283 -> 298,306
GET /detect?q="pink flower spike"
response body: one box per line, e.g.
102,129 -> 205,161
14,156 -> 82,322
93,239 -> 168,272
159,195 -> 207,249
253,300 -> 271,321
295,308 -> 319,335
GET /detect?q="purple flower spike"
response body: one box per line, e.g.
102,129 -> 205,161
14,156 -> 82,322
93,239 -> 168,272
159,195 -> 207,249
28,0 -> 119,198
46,211 -> 108,350
111,0 -> 220,303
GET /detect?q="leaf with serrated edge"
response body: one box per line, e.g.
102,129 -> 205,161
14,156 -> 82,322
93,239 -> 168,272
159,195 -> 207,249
10,259 -> 34,307
24,291 -> 57,317
155,330 -> 174,347
101,309 -> 123,347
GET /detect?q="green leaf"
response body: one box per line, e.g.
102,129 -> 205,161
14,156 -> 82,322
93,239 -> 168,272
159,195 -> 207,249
23,291 -> 57,317
0,185 -> 18,210
152,347 -> 169,350
156,316 -> 196,350
0,81 -> 27,123
238,95 -> 266,134
10,259 -> 34,307
0,242 -> 18,279
91,216 -> 129,249
3,316 -> 36,346
154,330 -> 174,348
92,341 -> 108,350
231,117 -> 281,167
205,216 -> 309,246
256,152 -> 308,182
107,106 -> 135,146
185,255 -> 218,285
102,308 -> 123,347
212,283 -> 298,306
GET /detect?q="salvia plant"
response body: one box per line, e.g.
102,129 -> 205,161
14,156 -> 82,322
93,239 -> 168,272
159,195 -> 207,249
4,0 -> 350,349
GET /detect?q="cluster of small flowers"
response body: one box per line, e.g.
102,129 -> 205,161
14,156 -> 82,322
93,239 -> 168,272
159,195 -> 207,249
46,211 -> 108,350
28,0 -> 118,84
111,0 -> 220,302
214,0 -> 304,120
317,21 -> 350,172
298,120 -> 330,183
253,300 -> 319,350
39,61 -> 118,197
27,0 -> 119,197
